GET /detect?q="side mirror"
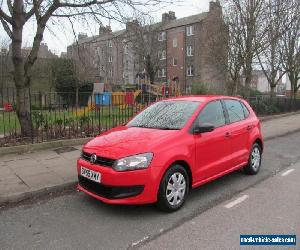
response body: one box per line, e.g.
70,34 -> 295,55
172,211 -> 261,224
193,123 -> 215,134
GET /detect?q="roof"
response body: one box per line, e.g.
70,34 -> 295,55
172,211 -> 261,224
69,12 -> 208,47
166,95 -> 243,102
71,29 -> 126,46
162,12 -> 208,30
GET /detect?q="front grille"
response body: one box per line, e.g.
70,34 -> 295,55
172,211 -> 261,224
78,175 -> 144,199
81,151 -> 115,167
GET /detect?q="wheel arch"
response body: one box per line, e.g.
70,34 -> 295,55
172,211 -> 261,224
168,160 -> 193,190
253,138 -> 263,152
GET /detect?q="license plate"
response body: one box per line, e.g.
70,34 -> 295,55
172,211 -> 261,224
80,167 -> 101,183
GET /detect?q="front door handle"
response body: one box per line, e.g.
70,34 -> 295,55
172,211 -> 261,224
225,132 -> 231,138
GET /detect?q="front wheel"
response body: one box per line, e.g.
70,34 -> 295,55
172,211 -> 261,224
243,143 -> 262,175
156,165 -> 189,212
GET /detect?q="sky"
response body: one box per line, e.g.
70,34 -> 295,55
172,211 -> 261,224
0,0 -> 212,55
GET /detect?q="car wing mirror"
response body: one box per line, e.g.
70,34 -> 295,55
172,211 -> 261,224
193,123 -> 215,134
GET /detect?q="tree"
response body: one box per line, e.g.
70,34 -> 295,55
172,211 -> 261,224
52,58 -> 93,105
280,0 -> 300,100
124,17 -> 161,84
0,0 -> 167,137
223,0 -> 265,97
255,0 -> 287,97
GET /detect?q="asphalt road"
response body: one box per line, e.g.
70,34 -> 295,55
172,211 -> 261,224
1,132 -> 300,250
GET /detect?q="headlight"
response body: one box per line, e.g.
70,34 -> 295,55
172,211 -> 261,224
113,153 -> 153,172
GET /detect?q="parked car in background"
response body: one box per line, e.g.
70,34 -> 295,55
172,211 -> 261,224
77,96 -> 263,212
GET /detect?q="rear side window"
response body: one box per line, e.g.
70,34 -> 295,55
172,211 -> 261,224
224,100 -> 245,123
241,102 -> 250,118
197,101 -> 226,128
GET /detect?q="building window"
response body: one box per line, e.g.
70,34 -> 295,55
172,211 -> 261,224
173,38 -> 178,48
108,56 -> 113,62
186,26 -> 194,36
109,69 -> 113,77
101,65 -> 104,71
125,60 -> 129,70
187,45 -> 193,56
187,65 -> 194,76
159,50 -> 166,60
173,58 -> 178,66
108,40 -> 112,47
158,31 -> 166,41
124,44 -> 128,54
158,68 -> 166,78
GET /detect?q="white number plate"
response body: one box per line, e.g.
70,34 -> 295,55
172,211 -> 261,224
80,167 -> 101,183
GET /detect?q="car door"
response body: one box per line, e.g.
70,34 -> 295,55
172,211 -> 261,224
223,99 -> 250,167
193,100 -> 232,183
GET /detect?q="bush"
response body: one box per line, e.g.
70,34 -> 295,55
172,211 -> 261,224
191,83 -> 209,95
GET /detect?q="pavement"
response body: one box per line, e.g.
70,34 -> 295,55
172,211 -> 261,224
0,112 -> 300,206
140,162 -> 300,250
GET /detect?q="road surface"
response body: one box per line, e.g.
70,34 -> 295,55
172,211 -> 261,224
1,132 -> 300,250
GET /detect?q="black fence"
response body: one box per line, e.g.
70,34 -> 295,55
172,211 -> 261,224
248,95 -> 300,115
1,88 -> 300,147
0,88 -> 169,147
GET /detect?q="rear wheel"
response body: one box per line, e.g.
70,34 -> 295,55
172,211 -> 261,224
157,165 -> 189,212
243,143 -> 262,175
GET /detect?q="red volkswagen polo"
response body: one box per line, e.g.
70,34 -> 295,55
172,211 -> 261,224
77,96 -> 263,211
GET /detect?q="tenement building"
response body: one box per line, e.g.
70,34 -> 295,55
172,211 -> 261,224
67,1 -> 227,93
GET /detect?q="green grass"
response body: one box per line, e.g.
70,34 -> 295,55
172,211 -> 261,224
0,105 -> 141,135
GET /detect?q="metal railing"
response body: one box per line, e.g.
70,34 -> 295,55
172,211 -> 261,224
1,88 -> 300,147
0,88 -> 172,147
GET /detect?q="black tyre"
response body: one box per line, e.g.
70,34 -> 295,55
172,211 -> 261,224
157,164 -> 189,212
243,143 -> 262,175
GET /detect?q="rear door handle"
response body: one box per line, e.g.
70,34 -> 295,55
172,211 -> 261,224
247,125 -> 253,131
225,132 -> 231,138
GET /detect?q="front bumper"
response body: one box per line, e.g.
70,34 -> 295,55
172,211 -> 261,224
77,158 -> 161,205
78,175 -> 144,199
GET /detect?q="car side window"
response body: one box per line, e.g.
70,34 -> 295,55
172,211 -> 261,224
224,100 -> 245,123
240,102 -> 250,118
197,101 -> 226,128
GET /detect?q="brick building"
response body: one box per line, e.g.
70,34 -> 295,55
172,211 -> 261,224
67,1 -> 227,93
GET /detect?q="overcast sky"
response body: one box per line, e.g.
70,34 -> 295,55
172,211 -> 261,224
0,0 -> 212,55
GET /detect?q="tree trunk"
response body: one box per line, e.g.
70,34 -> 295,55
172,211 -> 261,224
270,85 -> 276,98
16,86 -> 33,138
11,12 -> 35,138
244,71 -> 252,98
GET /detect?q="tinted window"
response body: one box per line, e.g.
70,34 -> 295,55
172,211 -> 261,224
127,101 -> 200,130
241,102 -> 250,118
197,101 -> 226,128
224,100 -> 245,123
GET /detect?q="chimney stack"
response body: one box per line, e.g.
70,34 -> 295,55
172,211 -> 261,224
162,11 -> 176,24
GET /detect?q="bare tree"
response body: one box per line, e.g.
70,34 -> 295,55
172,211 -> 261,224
0,0 -> 167,137
125,17 -> 161,84
280,0 -> 300,100
222,6 -> 243,95
224,0 -> 265,97
255,0 -> 287,97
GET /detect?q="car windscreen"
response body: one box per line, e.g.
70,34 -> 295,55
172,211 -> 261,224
127,100 -> 200,130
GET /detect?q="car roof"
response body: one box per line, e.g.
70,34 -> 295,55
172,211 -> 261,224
165,95 -> 244,102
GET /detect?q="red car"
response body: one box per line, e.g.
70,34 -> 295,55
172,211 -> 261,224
77,96 -> 263,211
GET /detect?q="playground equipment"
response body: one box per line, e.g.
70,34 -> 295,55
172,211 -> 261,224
75,90 -> 142,117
